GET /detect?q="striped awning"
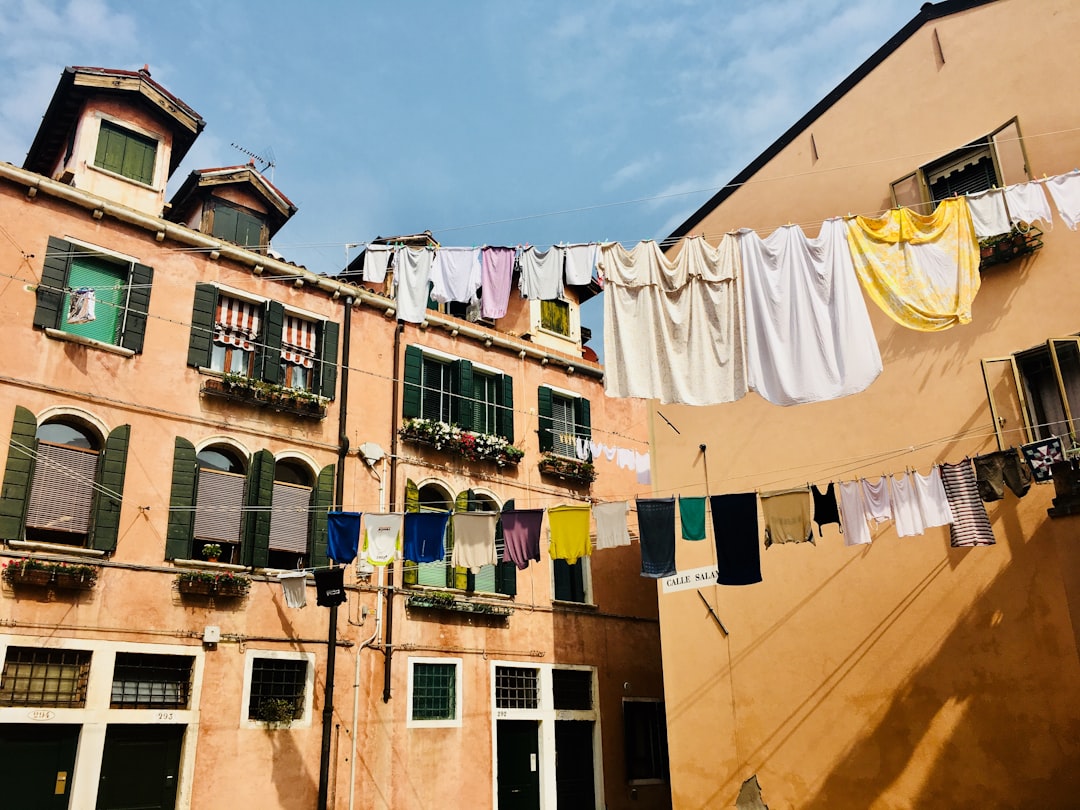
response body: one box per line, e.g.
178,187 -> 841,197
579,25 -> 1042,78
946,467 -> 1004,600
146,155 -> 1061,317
281,315 -> 317,369
215,297 -> 261,351
25,442 -> 98,534
268,481 -> 312,553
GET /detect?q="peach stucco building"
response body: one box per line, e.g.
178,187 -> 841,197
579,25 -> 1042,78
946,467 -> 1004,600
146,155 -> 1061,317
649,0 -> 1080,807
0,67 -> 668,809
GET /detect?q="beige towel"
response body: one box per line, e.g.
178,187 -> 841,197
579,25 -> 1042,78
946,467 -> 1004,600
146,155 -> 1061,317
450,512 -> 498,573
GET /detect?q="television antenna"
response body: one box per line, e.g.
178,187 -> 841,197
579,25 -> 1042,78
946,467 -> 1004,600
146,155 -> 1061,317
230,143 -> 276,180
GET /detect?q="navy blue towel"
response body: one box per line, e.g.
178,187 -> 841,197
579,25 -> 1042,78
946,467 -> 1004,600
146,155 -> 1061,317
327,512 -> 362,564
637,497 -> 676,578
710,493 -> 762,586
403,511 -> 451,563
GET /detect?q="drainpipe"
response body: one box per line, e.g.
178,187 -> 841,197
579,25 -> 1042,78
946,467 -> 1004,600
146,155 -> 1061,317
383,321 -> 404,702
318,295 -> 353,810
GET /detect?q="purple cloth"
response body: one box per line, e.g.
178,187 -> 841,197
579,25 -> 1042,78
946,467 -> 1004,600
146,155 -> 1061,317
481,247 -> 515,319
403,512 -> 450,563
501,509 -> 544,570
327,511 -> 362,563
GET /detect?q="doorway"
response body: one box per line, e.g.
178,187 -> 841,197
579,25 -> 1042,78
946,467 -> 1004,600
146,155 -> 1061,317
555,720 -> 596,808
96,724 -> 184,810
497,719 -> 540,810
0,724 -> 79,809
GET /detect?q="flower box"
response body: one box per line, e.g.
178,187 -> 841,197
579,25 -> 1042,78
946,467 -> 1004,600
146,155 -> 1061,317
202,376 -> 327,420
2,559 -> 99,590
537,454 -> 596,485
979,225 -> 1043,271
399,419 -> 524,467
176,571 -> 251,598
406,592 -> 513,617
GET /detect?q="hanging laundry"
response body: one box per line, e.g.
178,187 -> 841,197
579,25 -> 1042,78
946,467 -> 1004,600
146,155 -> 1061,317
845,198 -> 980,331
480,246 -> 516,319
278,571 -> 308,609
403,511 -> 450,563
547,504 -> 592,563
66,287 -> 96,324
600,236 -> 746,406
759,488 -> 814,547
519,246 -> 564,300
589,439 -> 604,460
616,448 -> 634,470
635,452 -> 652,485
811,483 -> 841,537
327,511 -> 363,564
501,509 -> 545,569
1004,180 -> 1053,229
678,496 -> 707,541
314,566 -> 347,607
362,513 -> 403,566
1021,436 -> 1065,483
940,460 -> 995,547
363,244 -> 393,283
1044,170 -> 1080,230
430,247 -> 482,304
562,243 -> 599,286
637,497 -> 676,578
965,188 -> 1012,238
604,445 -> 617,462
738,220 -> 882,406
393,247 -> 435,324
889,473 -> 925,537
973,449 -> 1032,502
576,438 -> 591,462
710,493 -> 762,585
450,512 -> 498,573
593,501 -> 632,550
860,476 -> 893,523
913,466 -> 954,528
837,480 -> 872,546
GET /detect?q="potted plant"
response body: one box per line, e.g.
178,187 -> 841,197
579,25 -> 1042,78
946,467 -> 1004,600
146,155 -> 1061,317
176,570 -> 251,598
201,543 -> 222,563
2,558 -> 99,590
537,453 -> 597,484
257,697 -> 300,726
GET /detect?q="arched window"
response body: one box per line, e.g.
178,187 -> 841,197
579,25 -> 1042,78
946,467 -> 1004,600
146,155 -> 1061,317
268,459 -> 314,570
415,483 -> 453,587
192,445 -> 248,564
25,419 -> 102,545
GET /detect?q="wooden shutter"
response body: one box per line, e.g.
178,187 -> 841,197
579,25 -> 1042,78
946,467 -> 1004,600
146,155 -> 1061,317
403,478 -> 420,585
453,490 -> 471,591
537,386 -> 554,452
268,481 -> 312,553
575,397 -> 592,461
309,464 -> 335,566
318,321 -> 340,399
120,263 -> 153,353
494,498 -> 517,597
259,302 -> 284,385
0,406 -> 38,540
91,424 -> 130,552
498,375 -> 515,441
402,345 -> 423,419
244,450 -> 275,567
34,237 -> 71,330
455,360 -> 474,430
25,442 -> 98,536
212,203 -> 238,242
187,284 -> 218,367
165,438 -> 197,560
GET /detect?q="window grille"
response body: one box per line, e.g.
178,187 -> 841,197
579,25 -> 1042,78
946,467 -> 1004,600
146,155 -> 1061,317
248,658 -> 307,721
552,669 -> 593,710
411,662 -> 457,720
495,666 -> 539,709
0,647 -> 92,707
111,653 -> 193,709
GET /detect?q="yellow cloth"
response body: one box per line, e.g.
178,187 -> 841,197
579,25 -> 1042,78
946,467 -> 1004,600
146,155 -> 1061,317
845,198 -> 980,331
547,504 -> 592,563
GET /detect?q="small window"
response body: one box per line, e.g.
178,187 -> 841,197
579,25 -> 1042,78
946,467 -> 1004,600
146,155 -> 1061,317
248,657 -> 307,723
209,295 -> 261,377
623,700 -> 669,784
551,394 -> 578,458
473,372 -> 501,436
408,658 -> 462,727
111,653 -> 193,709
552,669 -> 593,710
1017,340 -> 1080,443
25,419 -> 101,546
421,356 -> 456,423
553,558 -> 590,604
541,299 -> 571,336
538,386 -> 591,460
211,201 -> 266,251
495,666 -> 539,710
279,315 -> 318,392
268,460 -> 314,570
0,647 -> 92,707
95,120 -> 156,185
193,445 -> 248,563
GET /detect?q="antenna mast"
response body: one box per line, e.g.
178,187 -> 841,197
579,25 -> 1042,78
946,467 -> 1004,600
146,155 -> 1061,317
230,143 -> 277,181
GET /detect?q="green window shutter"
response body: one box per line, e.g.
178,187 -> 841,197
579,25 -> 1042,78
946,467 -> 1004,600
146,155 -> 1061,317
537,386 -> 554,452
35,237 -> 72,330
165,438 -> 197,560
454,360 -> 474,430
495,498 -> 517,597
402,345 -> 423,419
212,204 -> 239,242
243,450 -> 275,568
64,258 -> 124,344
309,464 -> 335,566
237,210 -> 264,250
0,406 -> 38,541
498,375 -> 515,441
403,478 -> 420,585
187,284 -> 218,367
91,424 -> 130,552
121,262 -> 153,353
452,490 -> 470,590
575,397 -> 592,461
318,321 -> 340,399
260,301 -> 284,385
122,135 -> 155,185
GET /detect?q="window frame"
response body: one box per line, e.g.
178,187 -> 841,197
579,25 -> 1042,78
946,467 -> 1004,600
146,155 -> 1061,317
208,198 -> 267,252
240,649 -> 316,729
0,646 -> 93,708
552,556 -> 593,605
402,346 -> 514,439
94,119 -> 158,186
622,698 -> 669,785
407,656 -> 463,728
540,298 -> 572,337
538,385 -> 592,461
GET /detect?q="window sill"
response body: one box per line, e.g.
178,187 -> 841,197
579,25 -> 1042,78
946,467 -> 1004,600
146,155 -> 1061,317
552,598 -> 598,611
86,162 -> 159,192
7,539 -> 105,558
44,328 -> 134,357
628,778 -> 666,787
200,377 -> 328,420
172,558 -> 248,572
537,326 -> 576,342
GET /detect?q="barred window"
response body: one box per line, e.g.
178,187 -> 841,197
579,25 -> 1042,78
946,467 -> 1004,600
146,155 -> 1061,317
552,669 -> 592,711
495,666 -> 539,710
0,647 -> 92,707
409,659 -> 461,726
111,653 -> 193,709
248,657 -> 307,722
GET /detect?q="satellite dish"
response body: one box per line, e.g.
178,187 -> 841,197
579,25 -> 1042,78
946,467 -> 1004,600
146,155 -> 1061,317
358,442 -> 385,465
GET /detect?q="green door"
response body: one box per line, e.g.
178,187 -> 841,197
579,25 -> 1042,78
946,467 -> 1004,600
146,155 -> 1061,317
96,725 -> 183,810
0,723 -> 79,809
497,719 -> 540,810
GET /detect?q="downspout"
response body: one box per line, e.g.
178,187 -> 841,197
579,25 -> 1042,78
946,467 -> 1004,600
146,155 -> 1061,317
318,294 -> 353,810
383,320 -> 404,702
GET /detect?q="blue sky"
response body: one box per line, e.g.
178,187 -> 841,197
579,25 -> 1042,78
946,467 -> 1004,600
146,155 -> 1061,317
0,0 -> 930,352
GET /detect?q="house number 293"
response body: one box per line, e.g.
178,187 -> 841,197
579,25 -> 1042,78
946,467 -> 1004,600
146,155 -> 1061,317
157,711 -> 174,721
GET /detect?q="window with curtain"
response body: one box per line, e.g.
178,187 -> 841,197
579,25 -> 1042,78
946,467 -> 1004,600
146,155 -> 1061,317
210,295 -> 261,377
268,460 -> 313,569
25,421 -> 100,546
280,315 -> 318,391
192,446 -> 247,563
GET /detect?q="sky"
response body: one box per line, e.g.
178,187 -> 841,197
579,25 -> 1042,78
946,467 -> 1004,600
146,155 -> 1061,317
0,0 -> 932,354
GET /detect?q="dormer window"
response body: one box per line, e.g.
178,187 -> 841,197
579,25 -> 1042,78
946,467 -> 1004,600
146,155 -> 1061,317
94,121 -> 157,186
210,200 -> 266,251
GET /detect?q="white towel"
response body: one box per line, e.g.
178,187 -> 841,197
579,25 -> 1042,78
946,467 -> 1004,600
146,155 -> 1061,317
914,466 -> 954,528
1044,171 -> 1080,230
430,247 -> 482,304
393,247 -> 434,324
635,451 -> 652,485
593,501 -> 631,549
519,247 -> 563,300
562,244 -> 598,286
966,188 -> 1011,238
363,244 -> 393,283
278,571 -> 307,609
1004,181 -> 1053,228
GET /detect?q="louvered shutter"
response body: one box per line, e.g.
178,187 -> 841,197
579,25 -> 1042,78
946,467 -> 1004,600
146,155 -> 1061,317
91,424 -> 130,552
318,321 -> 340,399
537,386 -> 554,452
35,237 -> 71,330
260,302 -> 284,385
25,442 -> 98,536
402,346 -> 423,419
187,284 -> 218,367
310,465 -> 335,566
0,406 -> 38,540
192,469 -> 245,544
244,450 -> 275,567
455,360 -> 474,430
165,438 -> 197,560
268,481 -> 312,553
575,397 -> 592,462
498,375 -> 515,441
403,478 -> 420,585
121,263 -> 153,353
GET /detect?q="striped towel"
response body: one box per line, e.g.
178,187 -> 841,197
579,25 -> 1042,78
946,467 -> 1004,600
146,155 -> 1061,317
940,460 -> 995,547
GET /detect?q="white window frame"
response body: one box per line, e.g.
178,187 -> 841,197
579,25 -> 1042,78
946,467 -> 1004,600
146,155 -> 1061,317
407,656 -> 463,728
240,649 -> 316,730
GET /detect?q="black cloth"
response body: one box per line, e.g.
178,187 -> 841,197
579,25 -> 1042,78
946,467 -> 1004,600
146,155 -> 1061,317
710,493 -> 762,586
314,566 -> 346,607
636,497 -> 676,578
973,449 -> 1032,501
811,483 -> 842,537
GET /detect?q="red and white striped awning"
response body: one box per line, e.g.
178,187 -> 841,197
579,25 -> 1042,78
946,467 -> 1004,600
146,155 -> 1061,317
281,315 -> 317,369
214,297 -> 261,351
